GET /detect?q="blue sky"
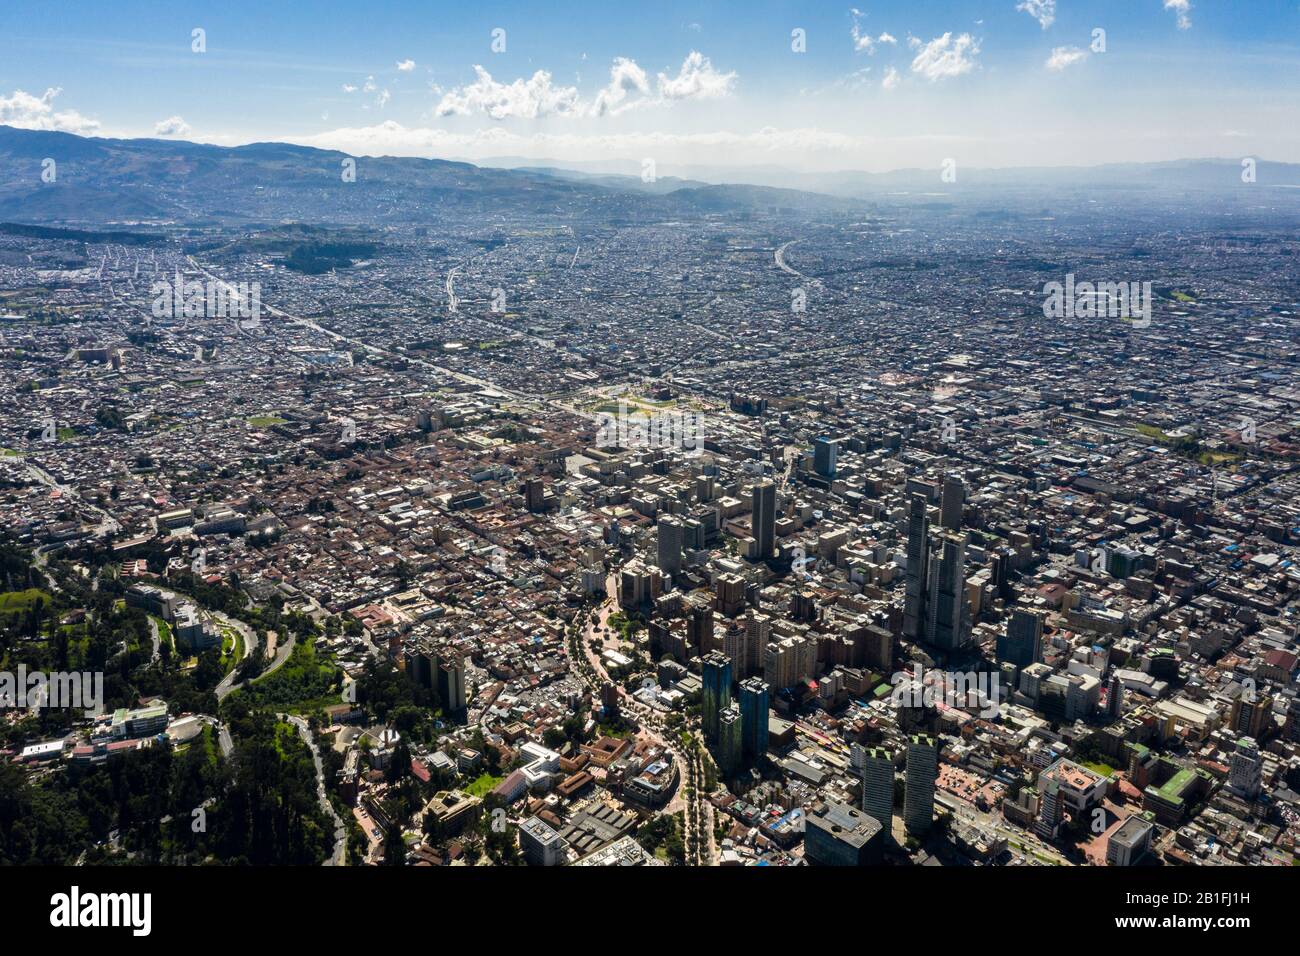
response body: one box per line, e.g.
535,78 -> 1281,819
3,1 -> 1299,171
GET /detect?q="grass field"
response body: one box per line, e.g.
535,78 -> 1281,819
465,772 -> 503,798
219,625 -> 243,673
0,588 -> 52,615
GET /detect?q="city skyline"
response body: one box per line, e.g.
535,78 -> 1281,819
1,1 -> 1297,925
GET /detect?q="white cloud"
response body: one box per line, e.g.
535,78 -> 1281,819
153,115 -> 191,137
909,33 -> 981,81
881,66 -> 901,90
850,9 -> 892,53
0,87 -> 100,134
362,76 -> 377,93
430,53 -> 732,121
1164,0 -> 1192,30
1045,46 -> 1089,71
435,66 -> 581,119
591,57 -> 651,117
656,51 -> 735,101
396,59 -> 415,72
1016,0 -> 1056,30
341,83 -> 358,94
375,89 -> 391,108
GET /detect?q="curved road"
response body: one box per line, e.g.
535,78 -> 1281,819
283,713 -> 347,866
575,579 -> 712,863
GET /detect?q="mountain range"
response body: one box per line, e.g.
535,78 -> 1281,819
3,125 -> 1299,229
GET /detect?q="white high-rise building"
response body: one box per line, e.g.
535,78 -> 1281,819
1228,737 -> 1263,799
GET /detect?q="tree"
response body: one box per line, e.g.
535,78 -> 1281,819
382,818 -> 407,866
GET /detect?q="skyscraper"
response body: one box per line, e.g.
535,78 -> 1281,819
739,677 -> 769,762
764,635 -> 816,690
1035,776 -> 1063,839
1228,737 -> 1263,799
656,514 -> 684,580
524,477 -> 545,513
717,703 -> 743,776
904,735 -> 937,835
723,622 -> 758,680
1229,693 -> 1272,739
751,480 -> 776,561
745,611 -> 772,654
997,608 -> 1044,669
925,532 -> 970,651
437,652 -> 467,715
861,746 -> 895,835
701,651 -> 732,744
939,473 -> 964,530
688,603 -> 714,653
813,437 -> 838,479
903,494 -> 930,641
989,549 -> 1014,602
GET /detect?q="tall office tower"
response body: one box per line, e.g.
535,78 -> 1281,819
790,589 -> 818,623
1034,776 -> 1064,839
701,651 -> 733,744
988,550 -> 1014,602
656,515 -> 684,580
925,532 -> 970,651
717,704 -> 744,776
682,517 -> 704,552
861,746 -> 896,834
1229,693 -> 1272,739
742,616 -> 765,676
739,677 -> 770,761
717,574 -> 747,618
524,477 -> 545,513
406,643 -> 435,691
939,473 -> 964,530
764,639 -> 790,690
619,563 -> 651,608
1228,737 -> 1263,799
1107,671 -> 1125,718
745,611 -> 772,657
437,652 -> 467,714
687,604 -> 715,652
813,437 -> 838,479
996,608 -> 1044,669
600,681 -> 620,719
903,494 -> 931,641
862,624 -> 894,671
904,735 -> 938,835
751,480 -> 776,561
765,635 -> 818,691
723,622 -> 758,680
796,635 -> 818,685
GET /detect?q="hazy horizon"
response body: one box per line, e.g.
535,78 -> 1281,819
3,1 -> 1299,174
